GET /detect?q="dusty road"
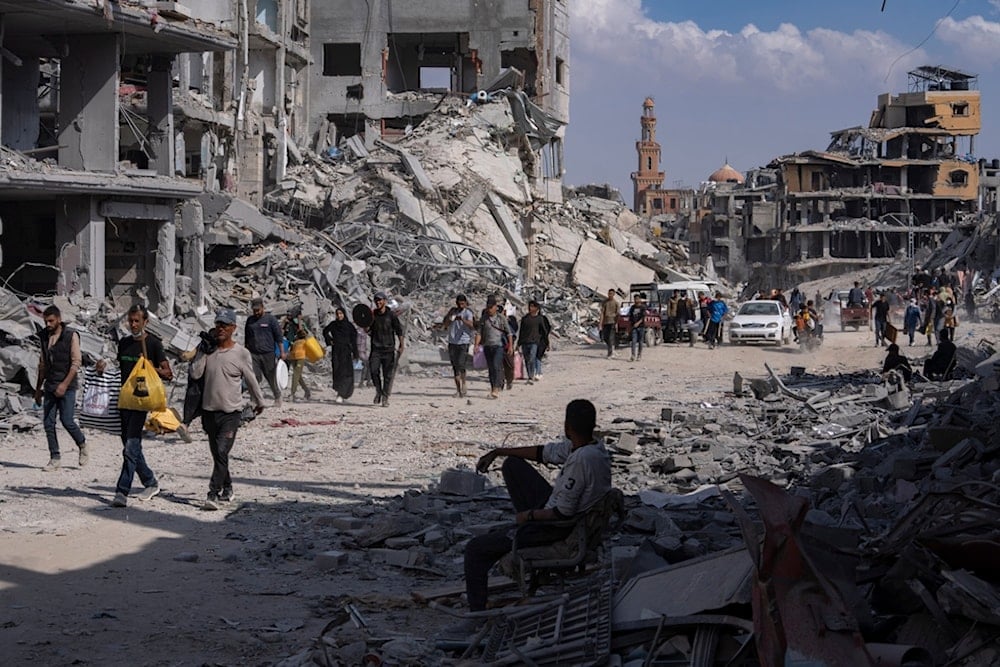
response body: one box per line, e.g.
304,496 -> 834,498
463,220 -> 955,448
1,321 -> 992,665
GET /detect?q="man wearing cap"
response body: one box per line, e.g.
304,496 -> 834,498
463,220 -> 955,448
191,308 -> 266,510
369,292 -> 404,407
446,294 -> 475,397
245,297 -> 284,407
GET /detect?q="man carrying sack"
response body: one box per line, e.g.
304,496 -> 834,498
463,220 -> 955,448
102,304 -> 172,508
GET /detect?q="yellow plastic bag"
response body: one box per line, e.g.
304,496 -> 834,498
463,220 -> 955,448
118,356 -> 167,412
146,408 -> 181,434
304,335 -> 325,362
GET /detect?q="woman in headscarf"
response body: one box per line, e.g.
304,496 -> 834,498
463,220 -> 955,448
322,307 -> 358,403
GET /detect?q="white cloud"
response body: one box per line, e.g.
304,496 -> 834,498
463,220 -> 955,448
937,15 -> 1000,66
571,6 -> 924,91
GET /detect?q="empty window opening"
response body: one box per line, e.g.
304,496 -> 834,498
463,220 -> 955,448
555,57 -> 566,85
346,83 -> 364,100
323,43 -> 362,76
670,197 -> 677,209
653,198 -> 663,210
419,67 -> 451,90
647,156 -> 652,170
952,102 -> 969,116
500,48 -> 538,97
949,170 -> 968,185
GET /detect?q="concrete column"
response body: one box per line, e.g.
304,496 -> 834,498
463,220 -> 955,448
148,55 -> 175,176
55,197 -> 105,300
822,231 -> 831,258
864,232 -> 872,259
58,35 -> 119,172
179,201 -> 206,308
155,220 -> 176,317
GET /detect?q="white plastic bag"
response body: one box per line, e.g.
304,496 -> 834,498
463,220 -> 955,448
275,359 -> 289,390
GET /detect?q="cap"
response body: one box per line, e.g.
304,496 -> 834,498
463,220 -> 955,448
215,308 -> 237,325
374,291 -> 387,301
486,295 -> 498,307
250,297 -> 264,308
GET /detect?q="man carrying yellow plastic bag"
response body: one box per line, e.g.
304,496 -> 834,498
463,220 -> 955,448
99,304 -> 174,508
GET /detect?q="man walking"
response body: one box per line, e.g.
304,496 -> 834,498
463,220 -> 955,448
190,309 -> 265,510
706,292 -> 728,349
446,294 -> 475,397
518,300 -> 546,384
627,293 -> 647,362
106,304 -> 173,507
872,293 -> 891,347
599,289 -> 619,358
477,295 -> 511,400
34,305 -> 87,471
369,292 -> 404,407
245,297 -> 284,407
903,299 -> 922,346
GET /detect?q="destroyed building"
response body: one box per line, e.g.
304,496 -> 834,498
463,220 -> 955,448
737,66 -> 998,284
308,0 -> 569,201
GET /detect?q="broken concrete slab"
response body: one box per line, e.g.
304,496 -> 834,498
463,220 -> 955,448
571,239 -> 656,296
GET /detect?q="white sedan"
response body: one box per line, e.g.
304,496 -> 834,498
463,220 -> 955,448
728,300 -> 793,346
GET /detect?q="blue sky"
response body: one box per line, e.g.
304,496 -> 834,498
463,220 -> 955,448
565,0 -> 1000,202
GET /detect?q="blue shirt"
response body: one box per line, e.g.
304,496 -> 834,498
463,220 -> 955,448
447,308 -> 474,345
709,300 -> 728,323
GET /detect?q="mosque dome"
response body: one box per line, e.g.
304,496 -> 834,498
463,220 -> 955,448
708,163 -> 745,184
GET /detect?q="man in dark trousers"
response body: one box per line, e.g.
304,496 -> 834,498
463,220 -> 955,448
34,305 -> 87,471
191,309 -> 266,510
245,297 -> 284,407
872,293 -> 891,347
461,399 -> 611,620
368,292 -> 404,407
103,304 -> 174,507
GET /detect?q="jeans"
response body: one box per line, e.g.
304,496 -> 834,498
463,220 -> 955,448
905,324 -> 916,345
874,318 -> 887,345
521,343 -> 538,380
705,321 -> 722,347
250,352 -> 280,400
202,410 -> 242,495
369,347 -> 396,397
630,327 -> 645,359
116,409 -> 157,496
601,324 -> 615,356
484,345 -> 504,390
42,389 -> 86,458
463,458 -> 571,611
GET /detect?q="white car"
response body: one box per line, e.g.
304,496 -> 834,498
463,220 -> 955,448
728,300 -> 793,346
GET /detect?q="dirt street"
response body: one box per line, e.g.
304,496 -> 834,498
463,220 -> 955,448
1,322 -> 991,665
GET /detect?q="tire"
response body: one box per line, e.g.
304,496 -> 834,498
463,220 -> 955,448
777,330 -> 784,347
645,328 -> 655,347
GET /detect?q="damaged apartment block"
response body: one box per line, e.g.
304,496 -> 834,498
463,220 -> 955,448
0,1 -> 311,309
309,0 -> 569,201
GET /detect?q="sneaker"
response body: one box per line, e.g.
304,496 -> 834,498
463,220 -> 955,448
374,393 -> 382,405
219,488 -> 234,503
453,391 -> 462,398
335,396 -> 344,404
177,424 -> 193,443
536,374 -> 543,380
78,444 -> 89,467
628,356 -> 635,362
42,457 -> 60,472
111,492 -> 127,508
136,485 -> 160,502
381,395 -> 389,407
526,378 -> 534,385
203,493 -> 220,511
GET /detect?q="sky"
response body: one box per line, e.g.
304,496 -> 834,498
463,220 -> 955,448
564,0 -> 1000,203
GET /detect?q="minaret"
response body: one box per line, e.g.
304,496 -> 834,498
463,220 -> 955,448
631,97 -> 665,214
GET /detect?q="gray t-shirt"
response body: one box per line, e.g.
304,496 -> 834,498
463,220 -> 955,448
447,307 -> 474,345
541,439 -> 612,517
190,343 -> 265,413
478,312 -> 510,347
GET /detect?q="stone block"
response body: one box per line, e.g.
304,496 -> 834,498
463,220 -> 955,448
616,433 -> 640,454
438,469 -> 486,497
368,548 -> 422,568
315,550 -> 348,572
812,463 -> 855,491
434,509 -> 463,525
384,537 -> 419,549
314,515 -> 366,531
423,529 -> 449,550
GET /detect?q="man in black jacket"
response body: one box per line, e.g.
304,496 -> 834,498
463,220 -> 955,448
368,292 -> 404,407
34,305 -> 87,471
245,297 -> 285,407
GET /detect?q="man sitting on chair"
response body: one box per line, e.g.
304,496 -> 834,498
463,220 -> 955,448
923,328 -> 957,380
464,399 -> 611,613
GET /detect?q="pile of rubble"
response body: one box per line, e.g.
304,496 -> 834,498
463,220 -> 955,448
270,339 -> 1000,665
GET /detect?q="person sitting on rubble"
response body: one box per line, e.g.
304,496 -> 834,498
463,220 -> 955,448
923,328 -> 957,381
455,399 -> 611,627
881,344 -> 913,383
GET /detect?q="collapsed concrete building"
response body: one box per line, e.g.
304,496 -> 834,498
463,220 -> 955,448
685,66 -> 999,285
308,0 -> 569,201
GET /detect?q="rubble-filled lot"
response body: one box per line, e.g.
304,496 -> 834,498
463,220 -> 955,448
3,323 -> 1000,665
